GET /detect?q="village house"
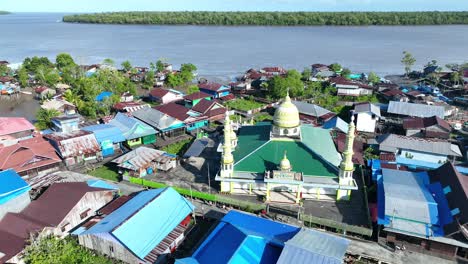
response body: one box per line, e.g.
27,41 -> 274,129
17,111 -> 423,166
0,136 -> 62,180
51,114 -> 81,133
387,101 -> 445,119
330,76 -> 373,96
120,91 -> 134,103
34,86 -> 56,100
377,134 -> 462,169
292,100 -> 336,125
375,163 -> 468,262
191,99 -> 226,122
44,130 -> 102,167
406,90 -> 426,101
375,82 -> 399,92
198,82 -> 230,99
108,112 -> 157,147
0,170 -> 31,220
132,107 -> 186,138
177,210 -> 349,264
149,88 -> 184,104
81,124 -> 126,157
155,102 -> 209,132
183,91 -> 212,108
229,81 -> 252,93
403,116 -> 452,139
311,63 -> 335,79
113,101 -> 150,113
78,187 -> 194,264
41,99 -> 76,116
0,117 -> 35,146
112,146 -> 177,179
381,88 -> 408,102
0,182 -> 117,263
261,66 -> 287,76
353,102 -> 381,133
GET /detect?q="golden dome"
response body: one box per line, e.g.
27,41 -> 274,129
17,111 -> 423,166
273,92 -> 300,128
280,151 -> 291,171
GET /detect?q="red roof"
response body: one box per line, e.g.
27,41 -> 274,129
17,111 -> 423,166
406,90 -> 423,97
183,91 -> 212,101
192,99 -> 226,118
149,88 -> 170,98
262,67 -> 286,74
219,94 -> 236,101
99,195 -> 132,215
0,117 -> 35,137
34,86 -> 50,93
402,116 -> 451,131
154,102 -> 190,121
382,88 -> 404,97
198,82 -> 226,92
0,136 -> 62,174
380,152 -> 396,161
113,101 -> 144,111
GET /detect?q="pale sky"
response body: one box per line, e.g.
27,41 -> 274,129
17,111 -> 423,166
1,0 -> 468,13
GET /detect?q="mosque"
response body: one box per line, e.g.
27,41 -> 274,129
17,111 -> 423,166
215,92 -> 358,203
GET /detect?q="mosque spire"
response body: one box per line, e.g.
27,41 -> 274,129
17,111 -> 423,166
340,115 -> 355,172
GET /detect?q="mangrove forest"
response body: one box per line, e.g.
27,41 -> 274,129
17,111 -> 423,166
62,11 -> 468,26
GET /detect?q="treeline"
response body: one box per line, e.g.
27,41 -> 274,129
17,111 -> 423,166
0,11 -> 10,15
63,11 -> 468,26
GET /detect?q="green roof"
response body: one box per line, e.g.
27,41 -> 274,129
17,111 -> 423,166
300,126 -> 342,168
232,124 -> 339,178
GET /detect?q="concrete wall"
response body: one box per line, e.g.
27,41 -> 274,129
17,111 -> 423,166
0,192 -> 30,220
356,112 -> 378,133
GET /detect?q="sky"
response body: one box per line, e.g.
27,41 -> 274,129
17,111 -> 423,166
1,0 -> 468,13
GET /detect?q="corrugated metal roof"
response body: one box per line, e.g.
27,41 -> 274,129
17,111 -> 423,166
112,146 -> 171,170
183,138 -> 210,158
388,101 -> 445,118
45,131 -> 101,158
277,228 -> 349,264
323,117 -> 348,134
354,102 -> 381,117
82,188 -> 194,260
108,112 -> 157,140
378,134 -> 462,157
292,101 -> 331,118
132,107 -> 183,131
0,117 -> 35,137
300,126 -> 342,168
0,169 -> 30,205
81,124 -> 126,144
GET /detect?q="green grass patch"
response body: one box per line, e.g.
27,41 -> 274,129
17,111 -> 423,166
162,138 -> 193,156
225,98 -> 264,112
88,165 -> 120,182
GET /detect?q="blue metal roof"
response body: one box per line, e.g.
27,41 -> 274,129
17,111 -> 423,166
108,113 -> 157,140
81,124 -> 126,144
179,210 -> 300,264
96,91 -> 113,102
82,188 -> 194,260
0,169 -> 30,205
323,117 -> 348,134
277,228 -> 349,264
86,180 -> 119,190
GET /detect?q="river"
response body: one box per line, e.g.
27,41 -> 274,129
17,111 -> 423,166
1,12 -> 468,80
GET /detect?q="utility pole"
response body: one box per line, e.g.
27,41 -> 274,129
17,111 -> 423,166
207,162 -> 211,194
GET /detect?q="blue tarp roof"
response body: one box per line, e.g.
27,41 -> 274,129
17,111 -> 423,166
0,169 -> 30,205
177,210 -> 299,264
86,180 -> 119,190
277,228 -> 349,264
96,91 -> 113,102
82,124 -> 126,144
108,112 -> 157,140
82,188 -> 194,260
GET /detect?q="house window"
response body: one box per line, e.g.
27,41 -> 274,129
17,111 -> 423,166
79,208 -> 91,220
61,222 -> 70,232
443,186 -> 452,194
451,208 -> 460,216
109,246 -> 114,253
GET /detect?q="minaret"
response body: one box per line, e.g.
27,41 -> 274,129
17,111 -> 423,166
220,112 -> 234,193
337,115 -> 356,201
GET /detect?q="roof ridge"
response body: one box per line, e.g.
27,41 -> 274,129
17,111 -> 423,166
234,140 -> 271,166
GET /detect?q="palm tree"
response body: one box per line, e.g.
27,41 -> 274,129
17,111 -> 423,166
35,108 -> 60,130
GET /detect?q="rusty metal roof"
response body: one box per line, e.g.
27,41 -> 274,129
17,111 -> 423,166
112,147 -> 172,170
44,130 -> 100,158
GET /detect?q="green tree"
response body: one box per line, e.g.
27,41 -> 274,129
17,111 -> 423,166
102,58 -> 115,67
18,66 -> 29,87
341,68 -> 351,79
267,69 -> 304,99
187,85 -> 200,94
23,236 -> 116,264
329,63 -> 342,72
35,108 -> 61,130
121,60 -> 132,72
156,60 -> 165,72
368,72 -> 380,84
143,70 -> 155,89
302,67 -> 312,80
166,73 -> 184,87
450,71 -> 461,86
401,51 -> 416,76
55,53 -> 76,70
23,56 -> 53,73
424,59 -> 438,68
0,64 -> 9,76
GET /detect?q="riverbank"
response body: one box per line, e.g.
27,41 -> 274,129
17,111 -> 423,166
62,11 -> 468,26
